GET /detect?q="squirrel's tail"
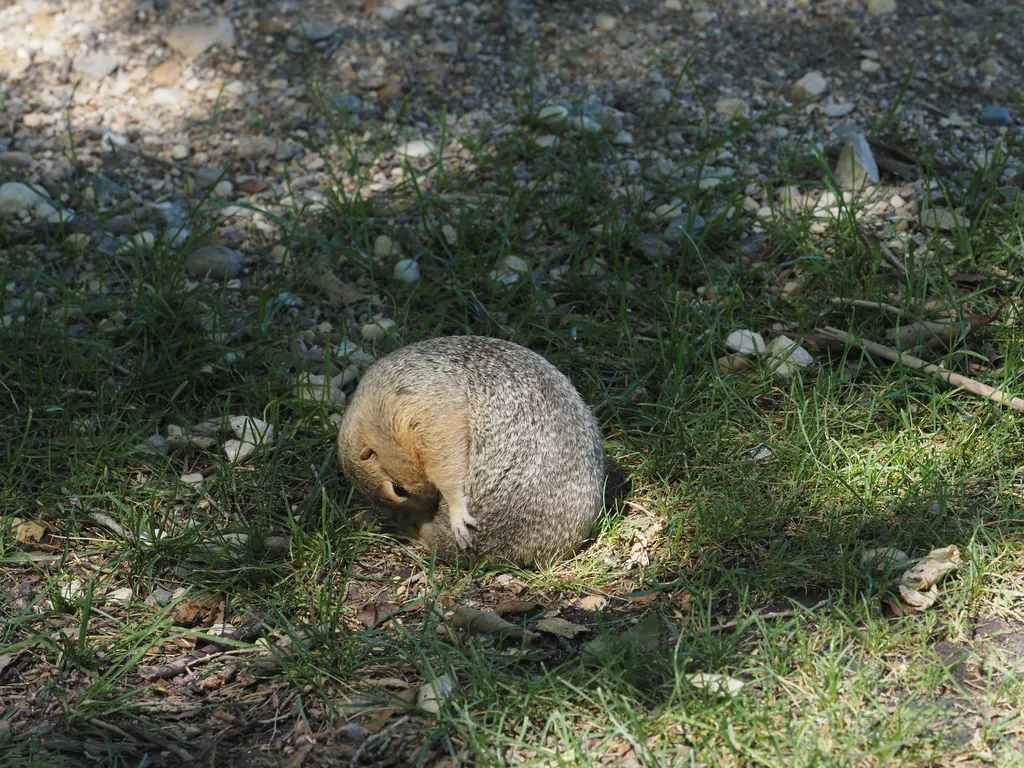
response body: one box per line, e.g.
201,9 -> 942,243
602,456 -> 632,515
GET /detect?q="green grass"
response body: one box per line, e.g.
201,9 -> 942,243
2,83 -> 1024,767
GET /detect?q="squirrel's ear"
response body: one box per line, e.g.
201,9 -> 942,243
359,446 -> 375,461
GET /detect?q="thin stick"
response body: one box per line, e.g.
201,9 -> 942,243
88,512 -> 125,538
859,231 -> 908,276
707,599 -> 830,633
830,297 -> 903,317
822,326 -> 1024,412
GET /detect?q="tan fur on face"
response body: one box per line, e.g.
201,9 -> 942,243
337,377 -> 471,517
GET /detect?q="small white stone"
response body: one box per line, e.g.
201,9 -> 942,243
223,439 -> 256,463
396,139 -> 435,158
612,130 -> 634,145
767,335 -> 814,367
866,0 -> 897,16
374,234 -> 399,259
594,12 -> 617,31
489,255 -> 530,287
698,177 -> 722,190
714,98 -> 750,120
920,208 -> 968,232
725,330 -> 766,356
296,374 -> 346,406
834,133 -> 880,191
0,182 -> 47,215
180,472 -> 204,487
775,185 -> 802,205
393,259 -> 421,284
60,579 -> 86,601
822,102 -> 855,118
791,71 -> 827,101
331,365 -> 361,389
862,547 -> 909,569
537,104 -> 569,125
105,587 -> 134,604
568,115 -> 603,134
360,316 -> 396,342
229,416 -> 274,445
535,134 -> 560,149
860,59 -> 882,73
441,224 -> 458,246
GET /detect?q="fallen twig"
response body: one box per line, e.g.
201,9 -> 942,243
136,617 -> 270,680
350,716 -> 410,768
822,326 -> 1024,412
708,599 -> 830,633
830,297 -> 903,317
88,512 -> 125,538
859,231 -> 908,276
87,718 -> 193,763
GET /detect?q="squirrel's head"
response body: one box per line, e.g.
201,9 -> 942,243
338,417 -> 438,514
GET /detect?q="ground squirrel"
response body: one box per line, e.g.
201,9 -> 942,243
336,335 -> 627,567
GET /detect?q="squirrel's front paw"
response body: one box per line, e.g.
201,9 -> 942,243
452,509 -> 478,551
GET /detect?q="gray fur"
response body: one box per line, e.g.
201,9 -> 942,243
337,335 -> 622,567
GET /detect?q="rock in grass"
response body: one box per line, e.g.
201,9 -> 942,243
72,52 -> 119,81
360,316 -> 396,342
978,105 -> 1012,127
867,0 -> 897,16
134,434 -> 169,456
725,330 -> 766,356
714,98 -> 749,120
164,16 -> 235,59
374,234 -> 399,260
0,182 -> 47,215
296,373 -> 346,406
834,133 -> 880,190
229,416 -> 274,445
393,258 -> 421,285
488,255 -> 531,287
223,439 -> 256,463
184,245 -> 243,280
791,71 -> 827,101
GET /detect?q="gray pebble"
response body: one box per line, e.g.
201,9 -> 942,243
72,52 -> 119,81
301,21 -> 336,41
184,245 -> 244,280
979,106 -> 1012,127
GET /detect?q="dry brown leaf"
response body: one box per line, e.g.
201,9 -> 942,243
356,602 -> 402,630
314,263 -> 366,307
718,353 -> 750,375
903,545 -> 960,590
12,518 -> 46,543
685,672 -> 745,695
197,665 -> 237,690
494,600 -> 542,616
535,617 -> 588,638
451,605 -> 539,644
576,595 -> 607,612
173,597 -> 223,628
898,584 -> 939,611
238,180 -> 268,194
624,591 -> 659,604
0,652 -> 17,676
